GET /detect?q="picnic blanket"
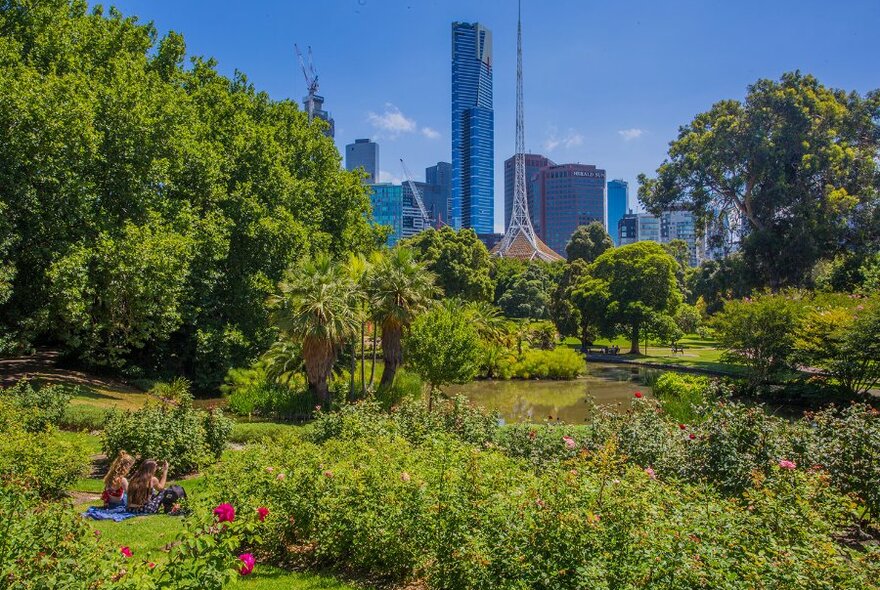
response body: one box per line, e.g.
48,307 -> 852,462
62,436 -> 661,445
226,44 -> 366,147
82,505 -> 144,522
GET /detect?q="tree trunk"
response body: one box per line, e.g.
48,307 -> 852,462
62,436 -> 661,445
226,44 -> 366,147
348,340 -> 356,403
359,321 -> 366,396
380,320 -> 403,390
629,322 -> 640,355
368,324 -> 378,390
304,337 -> 335,408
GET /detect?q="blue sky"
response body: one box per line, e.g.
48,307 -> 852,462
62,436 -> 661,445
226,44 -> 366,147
104,0 -> 880,232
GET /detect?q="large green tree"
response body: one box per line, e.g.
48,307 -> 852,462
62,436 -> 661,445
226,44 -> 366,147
565,222 -> 613,263
573,242 -> 681,354
639,72 -> 880,289
0,1 -> 381,387
403,227 -> 494,302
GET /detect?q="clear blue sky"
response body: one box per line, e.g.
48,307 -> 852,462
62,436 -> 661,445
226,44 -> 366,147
102,0 -> 880,232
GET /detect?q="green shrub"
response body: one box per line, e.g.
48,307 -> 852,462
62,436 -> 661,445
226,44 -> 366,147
0,402 -> 90,498
229,421 -> 295,444
0,380 -> 75,432
807,403 -> 880,521
511,346 -> 586,380
201,426 -> 878,589
652,372 -> 715,423
102,395 -> 232,476
374,368 -> 423,410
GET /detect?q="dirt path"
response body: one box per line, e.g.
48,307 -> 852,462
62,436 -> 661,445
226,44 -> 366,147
0,348 -> 143,392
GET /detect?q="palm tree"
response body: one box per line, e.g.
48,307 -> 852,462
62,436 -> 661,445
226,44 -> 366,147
462,301 -> 512,345
268,254 -> 362,406
367,247 -> 438,390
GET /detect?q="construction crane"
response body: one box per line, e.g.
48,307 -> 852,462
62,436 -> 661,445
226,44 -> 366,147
294,43 -> 319,121
399,159 -> 431,230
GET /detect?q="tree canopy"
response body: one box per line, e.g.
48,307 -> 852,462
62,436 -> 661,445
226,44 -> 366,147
0,1 -> 381,388
573,242 -> 681,354
403,227 -> 494,302
639,72 -> 880,290
565,222 -> 614,263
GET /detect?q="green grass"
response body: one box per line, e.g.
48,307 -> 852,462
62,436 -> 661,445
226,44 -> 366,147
55,429 -> 103,455
230,421 -> 301,444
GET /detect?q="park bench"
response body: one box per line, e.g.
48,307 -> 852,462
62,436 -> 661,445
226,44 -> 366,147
671,343 -> 685,354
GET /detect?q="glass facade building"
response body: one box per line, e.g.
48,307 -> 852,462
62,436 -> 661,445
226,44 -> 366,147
368,184 -> 403,246
345,139 -> 379,184
606,179 -> 628,245
425,161 -> 452,226
451,22 -> 494,233
538,164 -> 606,257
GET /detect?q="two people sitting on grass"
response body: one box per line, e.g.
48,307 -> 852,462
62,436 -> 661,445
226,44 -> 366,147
102,452 -> 186,514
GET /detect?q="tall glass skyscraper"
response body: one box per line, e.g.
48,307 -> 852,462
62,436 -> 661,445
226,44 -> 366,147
451,22 -> 494,233
368,184 -> 403,246
345,139 -> 378,184
607,179 -> 628,245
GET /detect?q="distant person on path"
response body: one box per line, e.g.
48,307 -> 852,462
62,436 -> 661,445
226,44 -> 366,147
101,451 -> 134,508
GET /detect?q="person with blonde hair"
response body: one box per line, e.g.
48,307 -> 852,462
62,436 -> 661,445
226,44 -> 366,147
102,451 -> 134,508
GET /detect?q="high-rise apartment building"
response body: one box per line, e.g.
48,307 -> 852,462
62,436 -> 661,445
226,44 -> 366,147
345,139 -> 378,184
618,212 -> 638,245
537,164 -> 606,257
451,22 -> 494,233
606,179 -> 628,246
425,161 -> 452,226
504,154 -> 554,236
368,184 -> 403,246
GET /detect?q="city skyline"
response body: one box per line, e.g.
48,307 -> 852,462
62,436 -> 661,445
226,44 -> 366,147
101,0 -> 880,232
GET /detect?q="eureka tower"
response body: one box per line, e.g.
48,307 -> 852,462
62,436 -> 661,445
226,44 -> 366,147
451,22 -> 494,233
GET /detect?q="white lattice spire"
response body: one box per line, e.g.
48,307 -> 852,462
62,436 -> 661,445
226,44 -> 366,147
493,0 -> 562,262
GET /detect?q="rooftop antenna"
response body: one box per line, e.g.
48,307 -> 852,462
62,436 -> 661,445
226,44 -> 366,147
492,0 -> 563,261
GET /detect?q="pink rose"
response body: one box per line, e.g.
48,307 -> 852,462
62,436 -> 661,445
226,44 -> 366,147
276,473 -> 286,480
120,546 -> 132,558
400,471 -> 411,482
265,466 -> 274,473
213,503 -> 235,523
323,470 -> 334,478
535,498 -> 546,509
778,459 -> 796,470
238,553 -> 256,576
645,467 -> 656,479
562,435 -> 576,450
147,562 -> 156,569
257,507 -> 269,522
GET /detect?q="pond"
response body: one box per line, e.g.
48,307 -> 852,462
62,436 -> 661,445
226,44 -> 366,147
447,362 -> 663,424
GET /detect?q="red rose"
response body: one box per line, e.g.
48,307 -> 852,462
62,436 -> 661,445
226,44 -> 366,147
689,433 -> 696,440
679,424 -> 686,430
120,546 -> 132,558
257,507 -> 269,522
213,503 -> 236,523
634,392 -> 643,399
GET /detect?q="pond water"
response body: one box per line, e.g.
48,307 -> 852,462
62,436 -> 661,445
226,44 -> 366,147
447,362 -> 663,424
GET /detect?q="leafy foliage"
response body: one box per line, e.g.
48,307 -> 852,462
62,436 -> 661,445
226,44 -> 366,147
639,72 -> 880,290
565,221 -> 613,263
0,380 -> 75,432
0,1 -> 381,388
403,227 -> 494,302
712,291 -> 806,385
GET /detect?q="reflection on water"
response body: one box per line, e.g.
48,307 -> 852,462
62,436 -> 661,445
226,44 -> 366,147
446,363 -> 661,424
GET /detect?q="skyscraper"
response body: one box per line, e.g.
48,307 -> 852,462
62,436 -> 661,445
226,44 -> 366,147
504,153 -> 554,236
451,22 -> 494,233
425,161 -> 452,226
345,139 -> 378,184
538,164 -> 606,257
607,179 -> 628,246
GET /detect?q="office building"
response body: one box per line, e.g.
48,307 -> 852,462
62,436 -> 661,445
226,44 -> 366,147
401,182 -> 429,240
606,179 -> 628,245
368,184 -> 403,246
425,161 -> 452,226
617,209 -> 701,266
618,213 -> 638,245
345,139 -> 378,184
537,164 -> 606,257
504,153 -> 554,236
451,22 -> 494,233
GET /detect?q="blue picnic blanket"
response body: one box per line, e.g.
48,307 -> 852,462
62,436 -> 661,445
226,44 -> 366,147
82,505 -> 144,522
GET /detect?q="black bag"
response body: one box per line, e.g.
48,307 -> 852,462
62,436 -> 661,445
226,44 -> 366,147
159,484 -> 187,513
